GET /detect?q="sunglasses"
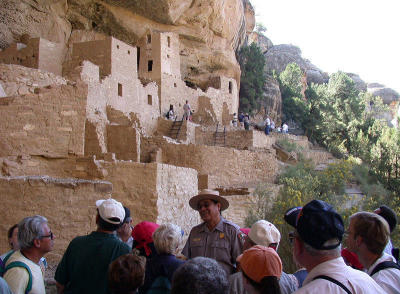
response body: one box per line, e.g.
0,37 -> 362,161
40,232 -> 54,240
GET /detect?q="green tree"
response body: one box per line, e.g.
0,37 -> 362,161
279,63 -> 307,124
256,22 -> 267,34
238,43 -> 267,114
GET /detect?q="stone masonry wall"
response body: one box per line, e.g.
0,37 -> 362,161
141,138 -> 278,188
155,164 -> 200,238
0,38 -> 64,76
0,82 -> 87,158
156,118 -> 196,144
0,64 -> 68,97
0,176 -> 113,267
195,128 -> 274,150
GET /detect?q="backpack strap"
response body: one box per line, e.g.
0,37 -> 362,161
370,261 -> 400,277
4,261 -> 33,294
313,275 -> 352,294
2,250 -> 15,266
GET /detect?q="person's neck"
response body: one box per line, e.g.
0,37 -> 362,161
206,215 -> 221,231
96,228 -> 114,234
358,250 -> 381,269
305,255 -> 337,273
20,248 -> 42,264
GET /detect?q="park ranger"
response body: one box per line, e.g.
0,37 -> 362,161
182,189 -> 243,275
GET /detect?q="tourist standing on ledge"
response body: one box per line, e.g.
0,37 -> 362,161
183,100 -> 191,120
347,211 -> 400,294
282,123 -> 288,134
182,189 -> 243,275
264,116 -> 271,135
55,198 -> 131,294
167,104 -> 176,121
3,215 -> 54,294
243,113 -> 250,130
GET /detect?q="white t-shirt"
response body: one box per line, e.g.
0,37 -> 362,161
3,250 -> 45,294
368,252 -> 400,294
294,257 -> 386,294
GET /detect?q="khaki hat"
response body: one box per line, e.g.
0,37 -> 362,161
237,245 -> 282,282
96,199 -> 125,225
248,220 -> 281,247
189,189 -> 229,211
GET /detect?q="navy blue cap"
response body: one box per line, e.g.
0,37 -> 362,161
296,200 -> 344,250
284,206 -> 302,228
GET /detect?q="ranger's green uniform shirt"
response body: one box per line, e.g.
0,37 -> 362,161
182,217 -> 243,274
55,231 -> 131,294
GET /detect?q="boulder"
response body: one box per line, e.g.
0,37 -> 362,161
368,85 -> 400,105
264,44 -> 328,85
346,73 -> 367,92
261,75 -> 282,123
247,32 -> 273,54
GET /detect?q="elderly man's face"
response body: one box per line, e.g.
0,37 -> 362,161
197,199 -> 220,223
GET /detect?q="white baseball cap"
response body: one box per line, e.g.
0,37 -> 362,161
96,199 -> 125,225
248,220 -> 281,247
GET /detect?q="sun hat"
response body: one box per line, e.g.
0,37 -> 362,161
96,199 -> 125,225
189,189 -> 229,211
237,245 -> 282,282
248,220 -> 281,248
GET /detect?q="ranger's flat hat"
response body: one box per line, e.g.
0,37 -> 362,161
189,189 -> 229,211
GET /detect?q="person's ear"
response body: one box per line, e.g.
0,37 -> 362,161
33,238 -> 41,248
217,202 -> 221,212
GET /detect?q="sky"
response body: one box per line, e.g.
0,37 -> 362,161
250,0 -> 400,93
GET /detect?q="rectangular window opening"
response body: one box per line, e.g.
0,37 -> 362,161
229,81 -> 233,94
147,34 -> 152,44
167,36 -> 171,47
148,95 -> 152,105
118,83 -> 123,96
148,60 -> 153,72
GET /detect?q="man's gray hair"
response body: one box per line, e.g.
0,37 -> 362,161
153,223 -> 182,255
304,239 -> 342,258
172,257 -> 228,294
18,215 -> 48,250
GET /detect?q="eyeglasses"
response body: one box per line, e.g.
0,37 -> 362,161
40,232 -> 54,240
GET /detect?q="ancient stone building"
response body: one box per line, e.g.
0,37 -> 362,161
0,30 -> 334,284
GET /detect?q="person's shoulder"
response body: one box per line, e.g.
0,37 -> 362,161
222,219 -> 240,231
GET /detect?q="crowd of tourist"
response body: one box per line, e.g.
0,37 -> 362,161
1,189 -> 399,294
235,112 -> 289,135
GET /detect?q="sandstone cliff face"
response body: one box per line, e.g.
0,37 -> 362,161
0,0 -> 255,89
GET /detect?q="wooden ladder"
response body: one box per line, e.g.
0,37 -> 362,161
169,116 -> 184,140
214,123 -> 226,147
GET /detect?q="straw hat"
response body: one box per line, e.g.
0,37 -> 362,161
189,189 -> 229,211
